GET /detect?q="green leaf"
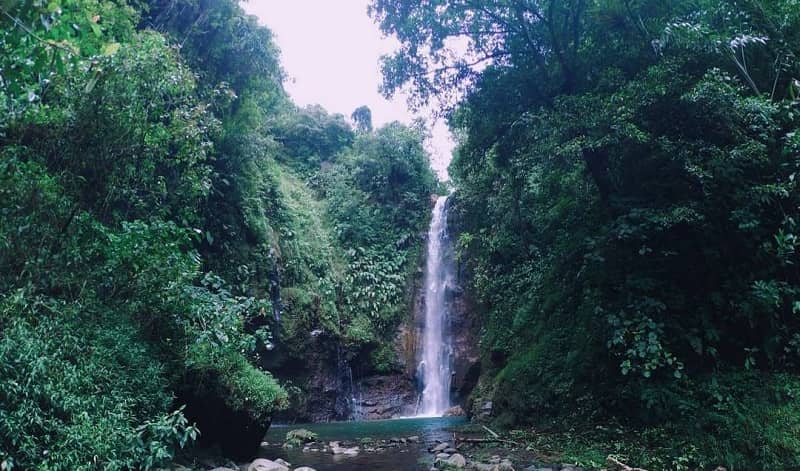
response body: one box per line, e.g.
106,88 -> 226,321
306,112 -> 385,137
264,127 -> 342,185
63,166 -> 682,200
101,42 -> 120,56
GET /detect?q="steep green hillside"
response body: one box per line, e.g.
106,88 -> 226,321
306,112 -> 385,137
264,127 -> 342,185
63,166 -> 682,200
0,1 -> 435,468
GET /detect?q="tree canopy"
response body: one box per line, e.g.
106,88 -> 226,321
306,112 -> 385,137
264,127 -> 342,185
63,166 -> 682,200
373,0 -> 800,468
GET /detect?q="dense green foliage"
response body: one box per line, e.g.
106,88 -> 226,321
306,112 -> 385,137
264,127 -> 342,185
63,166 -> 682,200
1,0 -> 436,468
373,0 -> 800,468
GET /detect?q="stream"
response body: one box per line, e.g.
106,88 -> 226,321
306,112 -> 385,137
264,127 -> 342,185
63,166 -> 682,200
259,417 -> 466,470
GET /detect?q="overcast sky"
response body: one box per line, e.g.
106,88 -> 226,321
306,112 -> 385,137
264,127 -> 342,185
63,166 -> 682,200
241,0 -> 453,180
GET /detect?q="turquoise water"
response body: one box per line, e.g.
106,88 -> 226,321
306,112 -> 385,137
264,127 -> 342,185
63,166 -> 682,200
260,417 -> 466,470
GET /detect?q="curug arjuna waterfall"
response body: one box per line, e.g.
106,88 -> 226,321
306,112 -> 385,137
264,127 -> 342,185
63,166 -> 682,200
418,195 -> 455,417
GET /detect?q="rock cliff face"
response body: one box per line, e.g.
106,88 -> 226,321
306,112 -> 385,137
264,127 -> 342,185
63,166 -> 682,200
354,375 -> 418,419
268,198 -> 480,423
267,287 -> 479,423
447,281 -> 481,405
396,199 -> 482,413
349,259 -> 480,420
264,321 -> 421,422
262,336 -> 346,423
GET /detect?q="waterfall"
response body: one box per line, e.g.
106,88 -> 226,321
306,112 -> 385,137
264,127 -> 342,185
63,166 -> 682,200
418,195 -> 454,417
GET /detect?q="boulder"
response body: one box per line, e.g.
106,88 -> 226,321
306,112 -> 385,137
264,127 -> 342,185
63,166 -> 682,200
431,442 -> 450,453
294,468 -> 317,471
247,459 -> 289,471
177,376 -> 271,461
447,454 -> 467,468
329,441 -> 359,456
498,459 -> 515,471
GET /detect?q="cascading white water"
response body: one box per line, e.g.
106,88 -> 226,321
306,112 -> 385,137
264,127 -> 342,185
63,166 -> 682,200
418,195 -> 453,417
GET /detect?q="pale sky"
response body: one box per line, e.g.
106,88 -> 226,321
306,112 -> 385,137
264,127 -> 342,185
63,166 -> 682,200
241,0 -> 453,181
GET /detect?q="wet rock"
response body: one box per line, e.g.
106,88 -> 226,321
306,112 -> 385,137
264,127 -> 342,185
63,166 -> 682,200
247,459 -> 289,471
294,468 -> 317,471
436,453 -> 452,460
354,375 -> 417,419
447,454 -> 467,468
329,441 -> 359,456
444,447 -> 458,454
273,458 -> 290,467
408,435 -> 420,442
498,459 -> 515,471
443,405 -> 466,417
431,442 -> 450,453
208,468 -> 237,471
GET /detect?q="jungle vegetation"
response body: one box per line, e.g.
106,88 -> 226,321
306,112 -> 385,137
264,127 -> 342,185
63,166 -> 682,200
4,0 -> 800,470
371,0 -> 800,469
0,0 -> 435,468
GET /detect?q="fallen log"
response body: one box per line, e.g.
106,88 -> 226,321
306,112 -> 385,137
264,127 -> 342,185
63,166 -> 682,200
482,425 -> 500,438
454,437 -> 521,446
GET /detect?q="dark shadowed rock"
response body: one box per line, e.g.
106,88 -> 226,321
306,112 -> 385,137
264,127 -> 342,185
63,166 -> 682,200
355,374 -> 417,419
177,372 -> 271,461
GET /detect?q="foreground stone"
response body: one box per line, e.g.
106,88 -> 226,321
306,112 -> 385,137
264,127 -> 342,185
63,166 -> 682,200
247,458 -> 289,471
448,453 -> 467,468
431,442 -> 450,453
329,441 -> 359,456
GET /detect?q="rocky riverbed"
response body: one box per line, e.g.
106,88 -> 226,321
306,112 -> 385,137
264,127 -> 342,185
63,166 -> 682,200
172,433 -> 589,471
167,416 -> 658,471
